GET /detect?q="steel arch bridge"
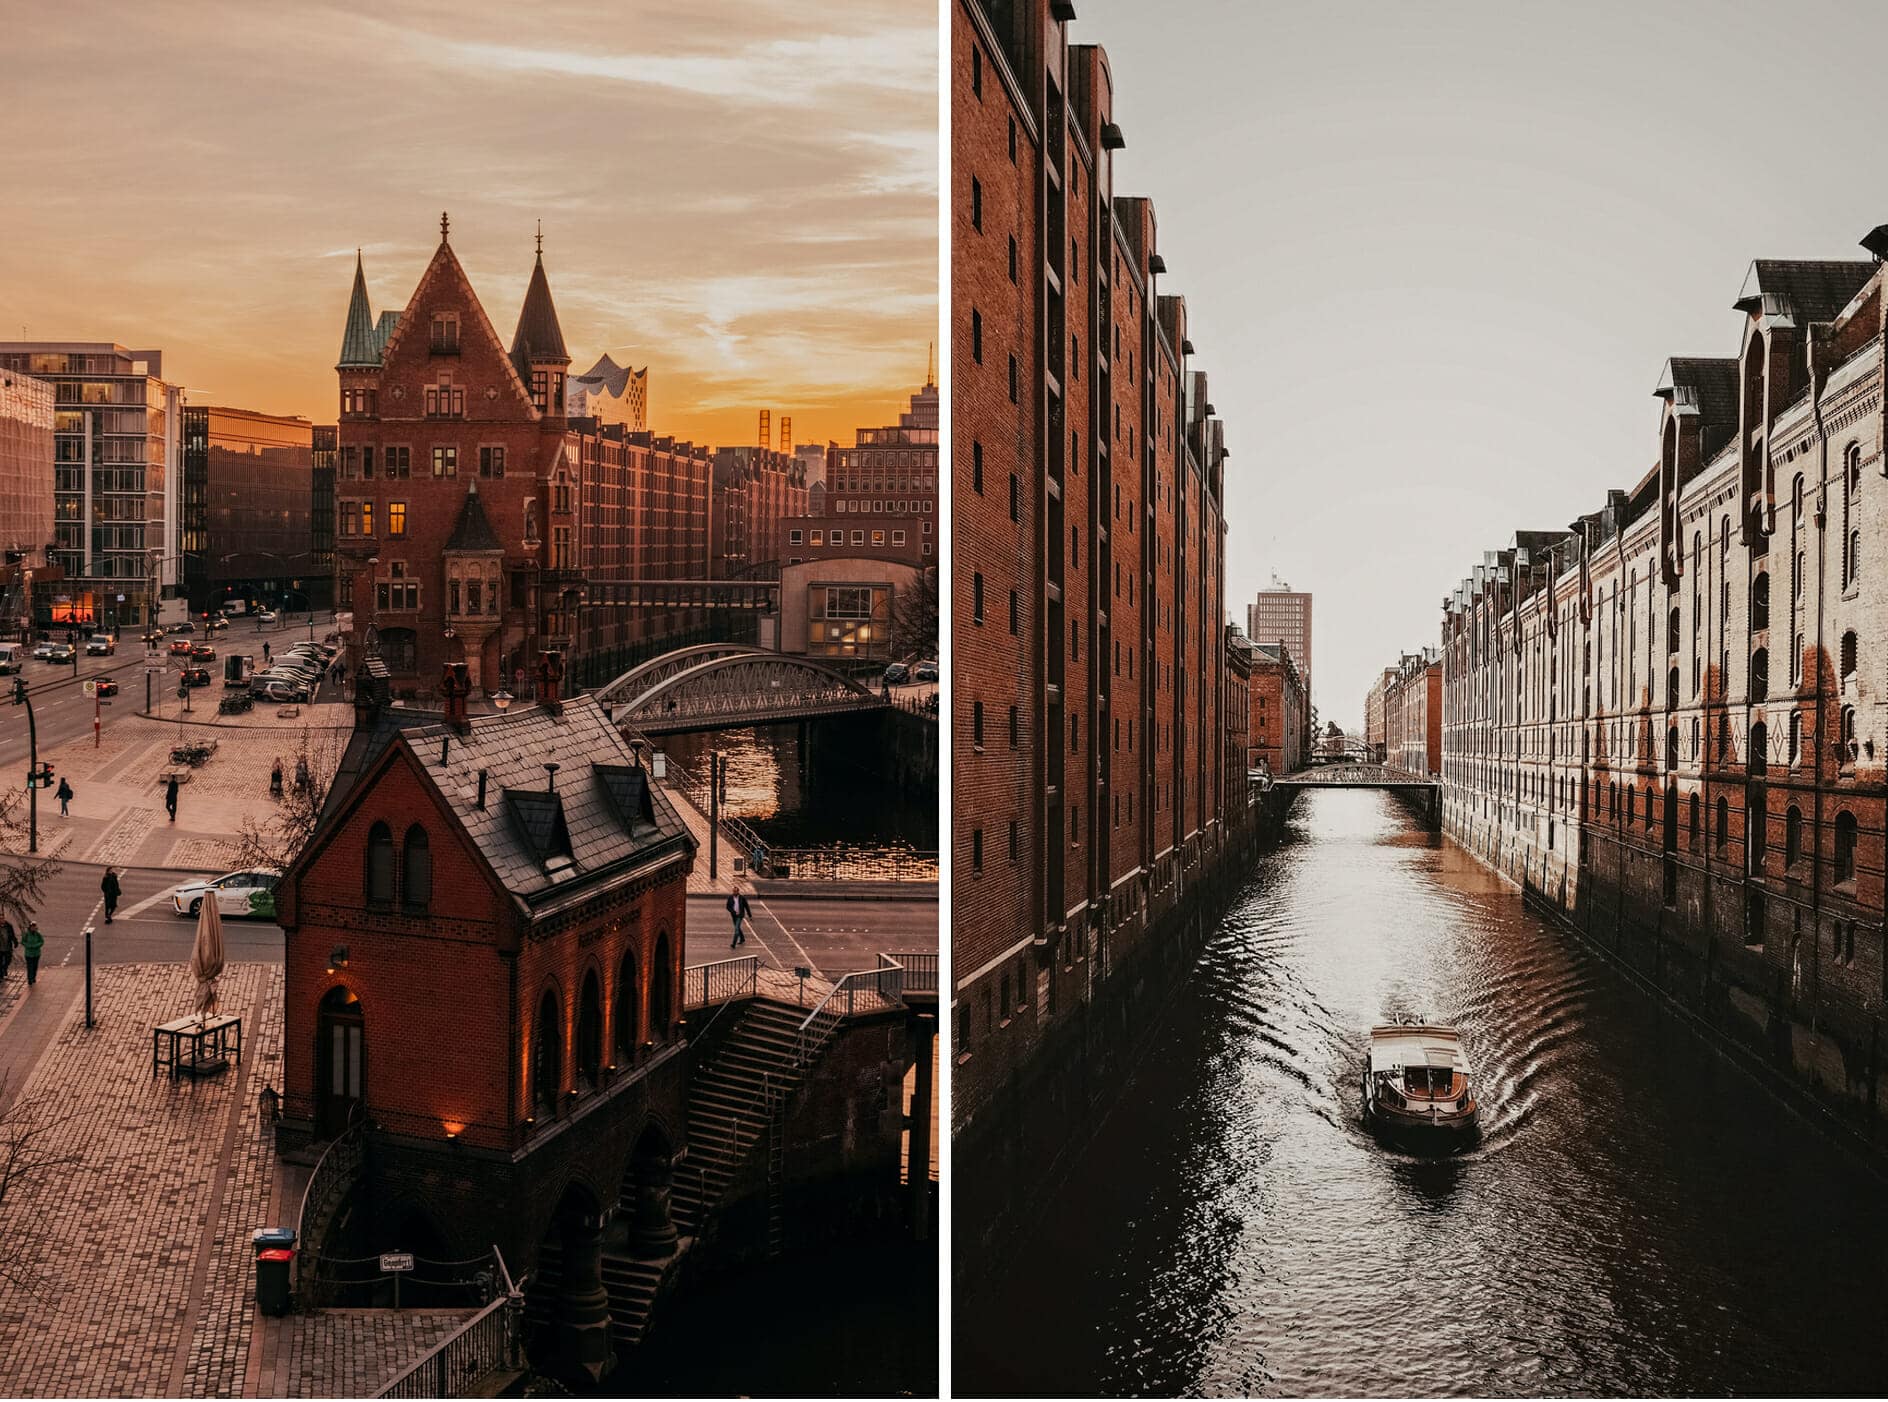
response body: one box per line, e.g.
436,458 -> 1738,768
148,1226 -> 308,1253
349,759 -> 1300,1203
598,645 -> 889,734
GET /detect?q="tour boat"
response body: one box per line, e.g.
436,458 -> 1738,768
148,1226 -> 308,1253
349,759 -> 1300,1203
1362,1021 -> 1480,1152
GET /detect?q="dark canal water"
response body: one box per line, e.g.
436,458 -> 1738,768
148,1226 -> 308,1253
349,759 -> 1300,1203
660,717 -> 936,864
958,788 -> 1888,1396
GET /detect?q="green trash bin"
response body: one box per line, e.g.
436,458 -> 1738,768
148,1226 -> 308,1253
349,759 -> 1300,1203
253,1227 -> 297,1316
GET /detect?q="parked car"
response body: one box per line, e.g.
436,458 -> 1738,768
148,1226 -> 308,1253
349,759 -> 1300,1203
882,662 -> 910,685
44,643 -> 75,664
180,666 -> 212,687
93,676 -> 119,697
913,660 -> 938,682
85,633 -> 115,656
257,609 -> 278,624
169,867 -> 281,921
253,678 -> 311,703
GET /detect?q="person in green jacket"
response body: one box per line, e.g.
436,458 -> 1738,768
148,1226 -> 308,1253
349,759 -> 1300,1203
21,919 -> 43,987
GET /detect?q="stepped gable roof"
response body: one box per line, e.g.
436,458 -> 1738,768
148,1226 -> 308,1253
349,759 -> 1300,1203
1656,357 -> 1739,459
574,352 -> 643,397
1735,260 -> 1877,322
510,248 -> 570,384
338,252 -> 380,368
444,479 -> 504,553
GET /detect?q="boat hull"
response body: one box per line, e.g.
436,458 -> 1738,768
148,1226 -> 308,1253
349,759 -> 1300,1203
1364,1097 -> 1480,1154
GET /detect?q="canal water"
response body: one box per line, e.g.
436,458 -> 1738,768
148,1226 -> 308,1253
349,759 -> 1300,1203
958,788 -> 1888,1396
660,718 -> 936,864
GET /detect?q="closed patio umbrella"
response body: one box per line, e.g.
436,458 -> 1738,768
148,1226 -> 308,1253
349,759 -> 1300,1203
190,893 -> 225,1021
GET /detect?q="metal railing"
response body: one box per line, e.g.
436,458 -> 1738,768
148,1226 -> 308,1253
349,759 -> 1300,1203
295,1119 -> 363,1300
682,954 -> 758,1010
375,1246 -> 524,1398
657,751 -> 773,868
883,950 -> 937,995
758,848 -> 939,882
796,959 -> 905,1068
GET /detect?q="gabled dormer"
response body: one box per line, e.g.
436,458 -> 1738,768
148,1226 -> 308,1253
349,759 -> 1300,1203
1654,357 -> 1737,587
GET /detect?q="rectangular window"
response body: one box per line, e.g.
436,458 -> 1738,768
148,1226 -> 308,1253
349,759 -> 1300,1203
1009,473 -> 1018,523
973,572 -> 985,625
850,529 -> 863,545
973,701 -> 985,750
340,500 -> 357,536
387,446 -> 410,479
1008,236 -> 1016,283
972,309 -> 982,364
972,44 -> 982,98
341,446 -> 357,479
480,446 -> 505,478
1009,590 -> 1018,635
810,530 -> 824,546
891,529 -> 905,545
360,500 -> 373,536
430,313 -> 459,353
789,529 -> 804,545
871,529 -> 885,546
424,384 -> 464,418
972,177 -> 983,232
433,446 -> 457,478
1008,355 -> 1018,403
972,827 -> 984,875
361,446 -> 375,479
388,501 -> 407,537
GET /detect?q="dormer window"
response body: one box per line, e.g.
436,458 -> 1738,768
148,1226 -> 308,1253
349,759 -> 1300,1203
429,313 -> 460,354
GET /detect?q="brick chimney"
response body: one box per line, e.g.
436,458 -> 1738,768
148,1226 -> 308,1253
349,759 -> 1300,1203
536,648 -> 565,712
353,657 -> 390,731
441,661 -> 471,732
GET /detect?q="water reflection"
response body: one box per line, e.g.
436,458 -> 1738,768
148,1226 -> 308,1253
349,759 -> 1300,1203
958,788 -> 1888,1397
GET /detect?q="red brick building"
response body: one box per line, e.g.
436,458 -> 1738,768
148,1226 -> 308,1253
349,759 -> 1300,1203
333,221 -> 713,694
710,446 -> 809,576
1434,230 -> 1888,1141
277,666 -> 694,1379
784,378 -> 939,568
1379,649 -> 1441,775
1248,642 -> 1308,777
952,0 -> 1246,1267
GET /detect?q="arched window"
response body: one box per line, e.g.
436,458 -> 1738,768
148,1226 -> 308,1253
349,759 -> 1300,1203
1750,574 -> 1769,631
1749,721 -> 1767,776
1716,795 -> 1729,853
1689,792 -> 1700,850
1666,726 -> 1679,773
401,825 -> 431,913
532,989 -> 562,1114
1841,630 -> 1858,688
1835,811 -> 1858,886
1749,796 -> 1767,864
1789,711 -> 1802,768
1667,607 -> 1681,655
1785,806 -> 1803,868
365,821 -> 395,906
1749,647 -> 1768,702
614,949 -> 641,1060
577,971 -> 603,1090
651,931 -> 674,1038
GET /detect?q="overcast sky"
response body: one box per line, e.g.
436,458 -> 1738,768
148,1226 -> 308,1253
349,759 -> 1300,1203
0,0 -> 936,448
1077,0 -> 1888,727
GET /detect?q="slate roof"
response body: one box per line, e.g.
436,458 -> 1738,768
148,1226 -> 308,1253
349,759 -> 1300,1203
444,481 -> 504,553
1657,357 -> 1740,460
338,253 -> 380,368
1735,260 -> 1877,322
511,251 -> 569,384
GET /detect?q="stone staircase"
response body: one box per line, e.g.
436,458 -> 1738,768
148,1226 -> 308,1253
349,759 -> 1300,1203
671,998 -> 809,1246
528,1236 -> 675,1355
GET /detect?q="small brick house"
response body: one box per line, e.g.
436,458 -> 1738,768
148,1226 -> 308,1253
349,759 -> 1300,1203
277,660 -> 695,1379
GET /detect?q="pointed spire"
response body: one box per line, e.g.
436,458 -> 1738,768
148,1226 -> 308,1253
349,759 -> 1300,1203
511,228 -> 570,381
926,340 -> 935,388
338,249 -> 381,368
441,210 -> 450,244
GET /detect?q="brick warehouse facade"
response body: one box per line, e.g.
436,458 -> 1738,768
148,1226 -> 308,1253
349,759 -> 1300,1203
332,224 -> 712,695
1430,231 -> 1888,1144
953,0 -> 1254,1284
1378,648 -> 1441,775
1248,641 -> 1309,777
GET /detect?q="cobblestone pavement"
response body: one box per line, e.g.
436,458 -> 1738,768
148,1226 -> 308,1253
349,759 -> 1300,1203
0,962 -> 465,1396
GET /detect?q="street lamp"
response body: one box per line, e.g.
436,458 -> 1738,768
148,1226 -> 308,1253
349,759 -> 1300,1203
492,689 -> 513,713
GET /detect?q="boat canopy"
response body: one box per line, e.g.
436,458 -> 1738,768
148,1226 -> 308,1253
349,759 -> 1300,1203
1368,1024 -> 1470,1077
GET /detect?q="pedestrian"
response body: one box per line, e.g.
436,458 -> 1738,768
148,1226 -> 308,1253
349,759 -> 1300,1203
263,641 -> 271,663
270,758 -> 283,798
295,755 -> 310,794
55,775 -> 73,816
0,919 -> 15,981
165,774 -> 179,823
726,890 -> 751,948
101,866 -> 121,924
21,919 -> 42,987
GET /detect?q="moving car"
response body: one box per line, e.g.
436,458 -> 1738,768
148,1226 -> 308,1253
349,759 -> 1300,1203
31,640 -> 56,661
0,643 -> 21,674
170,867 -> 282,920
169,620 -> 195,635
913,660 -> 938,683
883,662 -> 910,685
142,629 -> 166,647
85,633 -> 115,656
169,638 -> 194,655
190,643 -> 216,661
93,677 -> 118,697
207,615 -> 229,632
44,643 -> 75,664
180,666 -> 212,687
257,609 -> 278,623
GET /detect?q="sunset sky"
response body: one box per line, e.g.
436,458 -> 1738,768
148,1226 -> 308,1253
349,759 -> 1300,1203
0,0 -> 937,448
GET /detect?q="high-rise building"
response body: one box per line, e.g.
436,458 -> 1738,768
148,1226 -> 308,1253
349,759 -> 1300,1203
179,405 -> 320,614
783,378 -> 938,567
1247,576 -> 1312,694
0,343 -> 184,629
0,368 -> 55,634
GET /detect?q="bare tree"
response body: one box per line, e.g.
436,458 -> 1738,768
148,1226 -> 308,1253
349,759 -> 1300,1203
0,1075 -> 87,1297
892,566 -> 939,660
235,725 -> 347,872
0,789 -> 60,930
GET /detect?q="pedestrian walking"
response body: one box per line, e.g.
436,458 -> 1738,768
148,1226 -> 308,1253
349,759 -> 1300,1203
165,774 -> 180,823
263,641 -> 271,663
21,920 -> 43,986
726,890 -> 752,948
0,919 -> 16,981
270,758 -> 283,798
55,776 -> 73,816
295,755 -> 310,794
101,866 -> 121,924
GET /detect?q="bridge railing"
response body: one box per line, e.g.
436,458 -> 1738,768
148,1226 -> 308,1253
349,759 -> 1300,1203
682,955 -> 759,1010
374,1247 -> 523,1398
760,847 -> 939,883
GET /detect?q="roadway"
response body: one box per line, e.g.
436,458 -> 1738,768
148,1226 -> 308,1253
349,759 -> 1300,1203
18,861 -> 934,981
0,610 -> 335,772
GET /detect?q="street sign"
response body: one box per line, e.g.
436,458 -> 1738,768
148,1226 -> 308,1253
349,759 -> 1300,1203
81,680 -> 96,697
379,1252 -> 415,1272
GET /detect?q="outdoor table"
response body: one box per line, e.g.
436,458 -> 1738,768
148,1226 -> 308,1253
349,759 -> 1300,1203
152,1013 -> 243,1080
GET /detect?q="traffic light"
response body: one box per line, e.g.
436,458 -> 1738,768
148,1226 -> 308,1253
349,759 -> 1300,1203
11,676 -> 24,705
39,763 -> 53,789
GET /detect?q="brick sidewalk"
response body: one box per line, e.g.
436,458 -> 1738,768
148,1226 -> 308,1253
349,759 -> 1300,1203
0,962 -> 465,1397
